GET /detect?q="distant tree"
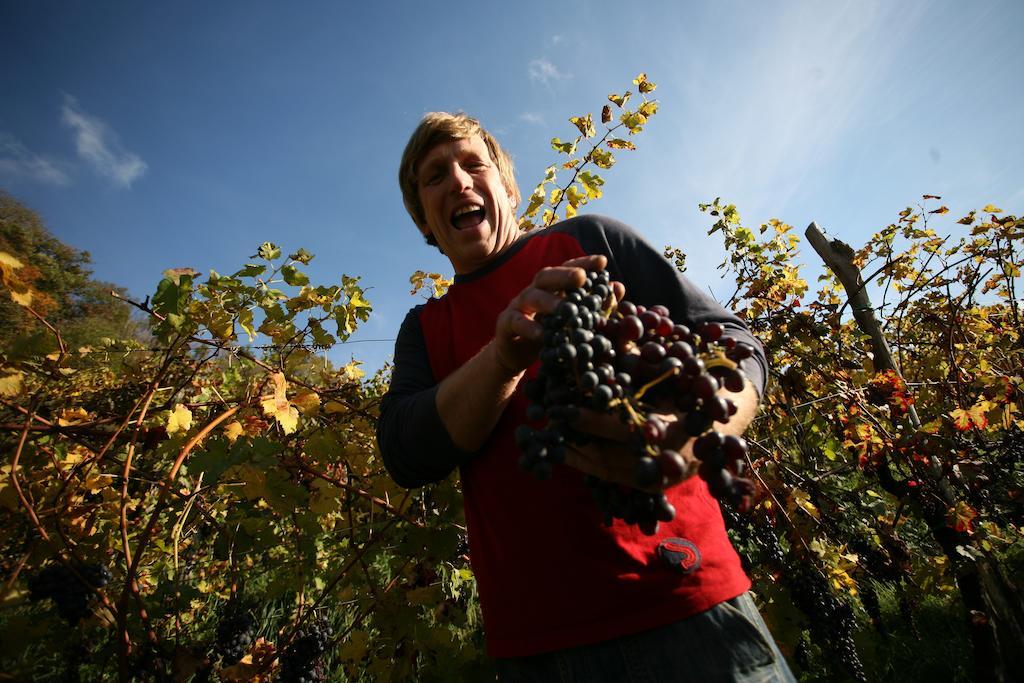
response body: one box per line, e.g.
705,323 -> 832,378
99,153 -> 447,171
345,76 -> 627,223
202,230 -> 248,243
0,191 -> 141,350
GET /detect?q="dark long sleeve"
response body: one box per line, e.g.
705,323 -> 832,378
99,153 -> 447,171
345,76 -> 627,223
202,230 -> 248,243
376,307 -> 474,488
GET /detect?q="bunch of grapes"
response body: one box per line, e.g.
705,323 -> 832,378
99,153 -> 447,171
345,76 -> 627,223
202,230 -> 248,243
27,561 -> 111,624
787,565 -> 867,683
277,618 -> 333,683
516,269 -> 756,534
215,599 -> 257,664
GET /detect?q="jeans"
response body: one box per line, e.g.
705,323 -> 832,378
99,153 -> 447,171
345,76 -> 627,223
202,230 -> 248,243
495,593 -> 797,683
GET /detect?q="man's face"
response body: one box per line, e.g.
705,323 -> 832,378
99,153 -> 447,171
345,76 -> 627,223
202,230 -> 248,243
415,135 -> 519,274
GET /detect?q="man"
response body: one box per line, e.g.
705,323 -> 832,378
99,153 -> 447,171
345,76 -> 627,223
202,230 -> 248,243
377,112 -> 795,681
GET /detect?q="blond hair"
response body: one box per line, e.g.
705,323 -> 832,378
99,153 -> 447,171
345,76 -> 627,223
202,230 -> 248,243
398,112 -> 520,247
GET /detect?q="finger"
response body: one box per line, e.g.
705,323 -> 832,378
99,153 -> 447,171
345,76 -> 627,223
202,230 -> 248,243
508,286 -> 564,317
561,254 -> 607,271
530,265 -> 589,293
564,442 -> 637,483
611,280 -> 625,302
497,308 -> 544,343
572,408 -> 634,443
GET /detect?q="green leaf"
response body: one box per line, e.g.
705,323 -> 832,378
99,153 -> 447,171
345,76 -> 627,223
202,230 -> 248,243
590,148 -> 615,169
281,265 -> 310,286
579,171 -> 604,200
638,101 -> 659,116
550,137 -> 577,154
232,263 -> 266,278
257,242 -> 281,260
152,274 -> 193,321
288,248 -> 314,264
238,308 -> 256,341
620,111 -> 648,134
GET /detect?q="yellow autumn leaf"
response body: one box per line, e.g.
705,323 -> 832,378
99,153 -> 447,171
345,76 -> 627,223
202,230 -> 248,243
791,488 -> 820,519
292,390 -> 321,416
324,400 -> 347,415
260,372 -> 299,435
607,91 -> 632,108
223,420 -> 244,443
0,251 -> 23,269
606,138 -> 636,150
58,408 -> 91,426
982,204 -> 1002,213
341,360 -> 365,382
9,288 -> 33,306
0,371 -> 24,397
167,404 -> 193,435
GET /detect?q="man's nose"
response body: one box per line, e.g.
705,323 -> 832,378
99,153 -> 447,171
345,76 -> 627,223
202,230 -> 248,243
449,164 -> 473,193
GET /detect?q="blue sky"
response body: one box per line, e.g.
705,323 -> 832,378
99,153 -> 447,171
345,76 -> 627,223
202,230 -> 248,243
2,0 -> 1022,373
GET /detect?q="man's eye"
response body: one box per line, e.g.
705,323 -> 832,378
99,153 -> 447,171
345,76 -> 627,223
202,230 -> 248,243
424,172 -> 443,186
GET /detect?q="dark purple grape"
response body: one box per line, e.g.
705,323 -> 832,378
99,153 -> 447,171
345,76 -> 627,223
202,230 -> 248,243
706,396 -> 730,422
640,341 -> 666,363
634,456 -> 661,488
693,373 -> 718,400
723,368 -> 746,392
668,341 -> 694,360
640,310 -> 661,331
658,450 -> 688,480
620,315 -> 644,342
723,435 -> 747,460
698,322 -> 724,342
731,342 -> 755,360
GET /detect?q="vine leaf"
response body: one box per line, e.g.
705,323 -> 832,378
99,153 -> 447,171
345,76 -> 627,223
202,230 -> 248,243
167,404 -> 194,435
223,420 -> 245,443
261,372 -> 299,435
0,370 -> 24,397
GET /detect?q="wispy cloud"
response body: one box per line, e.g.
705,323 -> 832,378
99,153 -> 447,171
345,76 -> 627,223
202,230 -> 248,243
61,95 -> 147,188
529,58 -> 571,86
0,133 -> 71,185
675,1 -> 929,217
519,112 -> 545,125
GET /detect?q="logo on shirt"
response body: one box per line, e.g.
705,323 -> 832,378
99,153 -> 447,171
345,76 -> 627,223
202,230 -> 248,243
657,538 -> 701,574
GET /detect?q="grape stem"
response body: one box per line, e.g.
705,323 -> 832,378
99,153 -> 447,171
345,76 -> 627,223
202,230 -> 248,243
634,366 -> 680,401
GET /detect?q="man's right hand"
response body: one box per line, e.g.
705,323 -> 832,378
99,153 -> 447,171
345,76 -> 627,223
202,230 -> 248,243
435,254 -> 621,452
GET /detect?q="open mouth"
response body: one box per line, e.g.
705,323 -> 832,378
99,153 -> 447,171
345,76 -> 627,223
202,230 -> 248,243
451,204 -> 486,230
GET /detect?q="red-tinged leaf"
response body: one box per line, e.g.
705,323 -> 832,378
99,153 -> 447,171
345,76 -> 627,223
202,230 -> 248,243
929,206 -> 949,215
949,502 -> 977,533
957,211 -> 976,225
922,194 -> 941,200
950,408 -> 973,432
601,104 -> 612,124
